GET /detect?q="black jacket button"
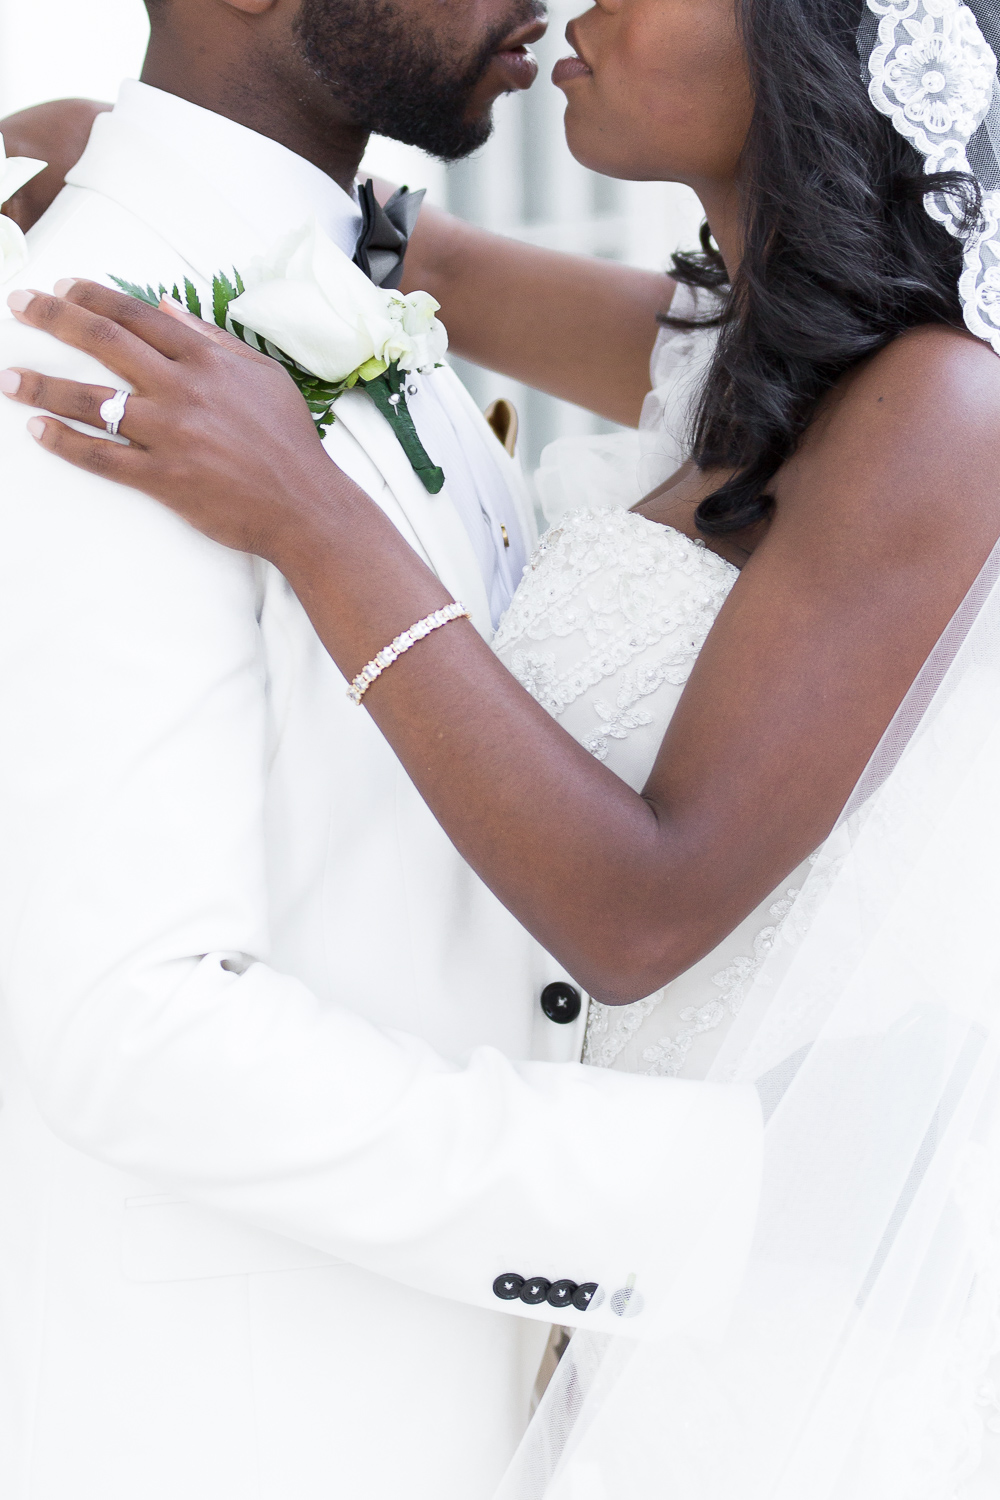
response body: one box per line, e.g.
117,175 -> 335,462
572,1282 -> 599,1311
546,1279 -> 578,1308
541,982 -> 582,1025
493,1273 -> 525,1301
519,1276 -> 551,1305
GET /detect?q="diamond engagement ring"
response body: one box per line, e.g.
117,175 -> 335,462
99,389 -> 130,437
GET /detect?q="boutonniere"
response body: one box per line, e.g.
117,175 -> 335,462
0,133 -> 47,283
113,218 -> 448,493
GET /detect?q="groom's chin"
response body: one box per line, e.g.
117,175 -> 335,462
395,109 -> 495,165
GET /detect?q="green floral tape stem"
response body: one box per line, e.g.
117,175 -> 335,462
361,364 -> 445,495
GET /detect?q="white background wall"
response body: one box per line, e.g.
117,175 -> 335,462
0,0 -> 703,468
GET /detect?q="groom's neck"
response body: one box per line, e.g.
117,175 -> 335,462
141,23 -> 370,195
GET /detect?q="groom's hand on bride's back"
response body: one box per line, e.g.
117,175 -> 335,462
0,99 -> 109,231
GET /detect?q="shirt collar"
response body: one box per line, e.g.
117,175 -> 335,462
111,80 -> 364,260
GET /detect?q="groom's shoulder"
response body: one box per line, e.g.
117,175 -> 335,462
0,185 -> 181,371
0,187 -> 255,586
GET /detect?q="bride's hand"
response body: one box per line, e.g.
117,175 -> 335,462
2,279 -> 339,559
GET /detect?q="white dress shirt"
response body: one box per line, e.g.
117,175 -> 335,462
112,81 -> 527,626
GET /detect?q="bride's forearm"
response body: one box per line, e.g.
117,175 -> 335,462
271,478 -> 719,1006
398,201 -> 674,428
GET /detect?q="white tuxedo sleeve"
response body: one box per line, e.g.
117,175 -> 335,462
0,320 -> 761,1340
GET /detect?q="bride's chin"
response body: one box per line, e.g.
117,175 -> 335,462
562,118 -> 631,180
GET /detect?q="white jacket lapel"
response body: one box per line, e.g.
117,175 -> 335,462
329,391 -> 493,636
66,112 -> 493,636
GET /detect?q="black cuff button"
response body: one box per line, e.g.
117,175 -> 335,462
572,1282 -> 600,1311
519,1277 -> 551,1305
546,1279 -> 578,1308
541,982 -> 582,1025
493,1274 -> 525,1301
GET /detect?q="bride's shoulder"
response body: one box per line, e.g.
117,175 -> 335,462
777,324 -> 1000,541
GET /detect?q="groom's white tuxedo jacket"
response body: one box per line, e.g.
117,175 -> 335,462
0,91 -> 762,1500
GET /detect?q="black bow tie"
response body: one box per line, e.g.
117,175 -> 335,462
353,179 -> 426,289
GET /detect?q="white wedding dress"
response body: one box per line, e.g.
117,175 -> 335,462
489,288 -> 1000,1500
494,287 -> 809,1087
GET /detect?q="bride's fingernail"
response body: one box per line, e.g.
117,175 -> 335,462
7,290 -> 36,313
53,278 -> 78,297
0,369 -> 21,395
159,296 -> 198,322
27,417 -> 46,441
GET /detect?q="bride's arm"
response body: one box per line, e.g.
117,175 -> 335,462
394,192 -> 674,426
0,102 -> 672,424
10,284 -> 999,1006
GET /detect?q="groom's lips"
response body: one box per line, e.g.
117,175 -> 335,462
490,18 -> 547,92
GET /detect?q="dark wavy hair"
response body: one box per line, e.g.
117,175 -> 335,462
671,0 -> 983,535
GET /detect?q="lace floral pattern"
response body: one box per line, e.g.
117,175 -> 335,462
868,0 -> 996,152
494,507 -> 736,763
865,0 -> 1000,353
583,887 -> 800,1075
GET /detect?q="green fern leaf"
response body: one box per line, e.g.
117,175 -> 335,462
183,279 -> 203,319
213,272 -> 240,330
109,276 -> 162,308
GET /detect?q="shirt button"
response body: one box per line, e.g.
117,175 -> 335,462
546,1279 -> 578,1309
492,1273 -> 525,1301
572,1282 -> 600,1311
519,1277 -> 552,1305
611,1287 -> 645,1318
540,982 -> 582,1025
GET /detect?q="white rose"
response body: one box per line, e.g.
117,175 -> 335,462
0,214 -> 28,284
229,218 -> 399,383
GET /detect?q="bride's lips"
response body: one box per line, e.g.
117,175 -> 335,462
491,18 -> 547,91
552,22 -> 592,88
552,54 -> 592,86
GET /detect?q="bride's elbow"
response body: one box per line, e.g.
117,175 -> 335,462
574,930 -> 694,1008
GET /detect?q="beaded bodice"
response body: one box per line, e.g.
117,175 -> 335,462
492,504 -> 809,1082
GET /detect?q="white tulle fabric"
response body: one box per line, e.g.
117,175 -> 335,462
495,531 -> 1000,1499
864,0 -> 1000,351
532,283 -> 718,526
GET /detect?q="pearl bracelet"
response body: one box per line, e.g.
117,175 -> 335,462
347,601 -> 471,706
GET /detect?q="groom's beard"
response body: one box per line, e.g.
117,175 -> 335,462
294,0 -> 537,160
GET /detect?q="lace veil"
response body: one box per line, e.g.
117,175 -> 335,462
862,0 -> 1000,347
493,5 -> 1000,1495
